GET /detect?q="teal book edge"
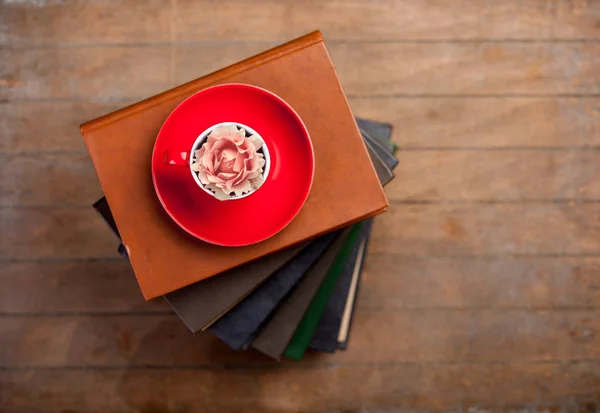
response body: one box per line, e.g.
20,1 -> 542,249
284,222 -> 364,360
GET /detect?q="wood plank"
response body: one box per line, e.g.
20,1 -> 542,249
323,42 -> 600,96
334,309 -> 600,363
351,96 -> 600,148
5,98 -> 600,153
0,0 -> 173,45
387,150 -> 600,201
369,203 -> 600,256
2,256 -> 600,315
0,261 -> 164,314
3,204 -> 600,259
0,207 -> 118,260
358,256 -> 600,310
1,364 -> 599,412
2,310 -> 599,367
4,150 -> 600,206
174,0 -> 600,42
0,315 -> 261,368
0,46 -> 176,101
0,44 -> 262,100
0,101 -> 126,153
2,0 -> 600,45
0,153 -> 101,206
3,43 -> 600,100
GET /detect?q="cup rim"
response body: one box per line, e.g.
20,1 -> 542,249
188,122 -> 271,200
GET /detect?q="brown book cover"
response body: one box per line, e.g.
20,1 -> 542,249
81,31 -> 388,300
92,130 -> 392,332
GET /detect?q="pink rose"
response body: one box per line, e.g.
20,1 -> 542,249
191,124 -> 266,200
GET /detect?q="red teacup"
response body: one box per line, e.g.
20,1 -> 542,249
151,83 -> 314,246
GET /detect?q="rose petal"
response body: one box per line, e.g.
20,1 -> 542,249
257,155 -> 266,169
207,152 -> 221,174
214,188 -> 230,201
205,172 -> 219,184
217,172 -> 237,180
211,180 -> 232,199
248,135 -> 263,151
236,139 -> 255,154
209,139 -> 229,152
250,174 -> 265,190
213,152 -> 223,171
221,148 -> 237,161
197,169 -> 209,184
225,168 -> 244,190
210,125 -> 229,140
201,149 -> 214,171
247,170 -> 260,180
232,180 -> 252,196
201,157 -> 211,172
247,153 -> 263,173
233,164 -> 252,185
200,140 -> 214,153
233,152 -> 245,172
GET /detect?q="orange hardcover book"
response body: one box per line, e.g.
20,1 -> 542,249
81,31 -> 388,300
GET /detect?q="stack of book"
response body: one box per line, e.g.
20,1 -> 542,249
82,31 -> 398,360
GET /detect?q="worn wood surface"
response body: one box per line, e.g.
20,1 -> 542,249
1,1 -> 600,412
4,43 -> 600,100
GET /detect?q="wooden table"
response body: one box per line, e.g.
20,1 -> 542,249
1,1 -> 600,412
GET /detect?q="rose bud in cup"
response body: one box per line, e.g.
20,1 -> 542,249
191,124 -> 266,200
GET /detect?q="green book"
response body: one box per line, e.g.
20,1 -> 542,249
284,222 -> 364,360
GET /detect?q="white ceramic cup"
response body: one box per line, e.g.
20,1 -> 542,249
164,122 -> 270,200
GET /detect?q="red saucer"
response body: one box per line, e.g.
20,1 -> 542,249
152,83 -> 314,246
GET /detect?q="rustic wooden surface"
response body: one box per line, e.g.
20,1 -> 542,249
1,1 -> 600,412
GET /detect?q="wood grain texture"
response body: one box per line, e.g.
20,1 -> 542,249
0,46 -> 177,101
3,43 -> 600,100
173,0 -> 600,42
0,153 -> 101,206
3,150 -> 600,206
358,256 -> 600,309
0,101 -> 126,153
388,150 -> 600,201
328,42 -> 600,96
370,203 -> 600,256
4,98 -> 600,153
3,0 -> 600,410
0,207 -> 117,260
3,256 -> 600,315
0,261 -> 159,314
2,310 -> 598,367
0,0 -> 173,45
1,364 -> 599,413
2,0 -> 600,45
351,96 -> 600,148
